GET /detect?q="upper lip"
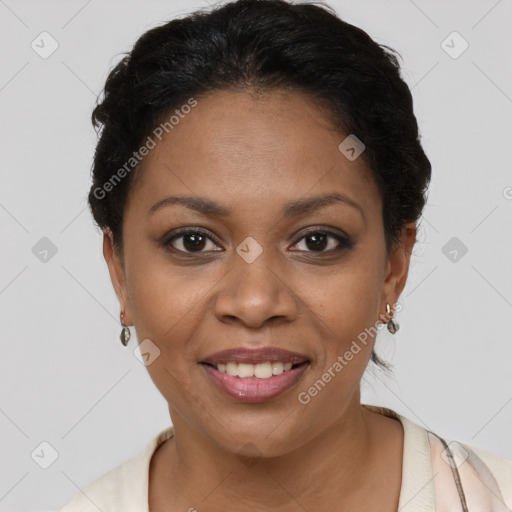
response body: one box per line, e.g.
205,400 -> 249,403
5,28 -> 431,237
201,347 -> 310,365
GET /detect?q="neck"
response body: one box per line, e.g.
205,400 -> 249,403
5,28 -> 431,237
149,396 -> 401,511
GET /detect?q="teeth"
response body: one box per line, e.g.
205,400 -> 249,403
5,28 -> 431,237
214,361 -> 300,378
272,362 -> 283,375
226,362 -> 238,376
254,362 -> 273,379
238,363 -> 254,378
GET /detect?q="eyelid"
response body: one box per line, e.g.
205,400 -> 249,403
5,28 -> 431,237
162,226 -> 352,254
289,227 -> 352,252
294,226 -> 349,241
162,227 -> 223,252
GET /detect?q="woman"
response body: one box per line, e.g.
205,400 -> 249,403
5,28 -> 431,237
57,0 -> 512,510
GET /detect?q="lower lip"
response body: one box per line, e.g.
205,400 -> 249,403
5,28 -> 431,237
200,363 -> 310,403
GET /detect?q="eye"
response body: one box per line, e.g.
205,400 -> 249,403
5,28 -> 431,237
290,230 -> 352,253
164,229 -> 222,253
162,227 -> 352,255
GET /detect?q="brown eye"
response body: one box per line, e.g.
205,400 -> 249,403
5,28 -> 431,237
165,230 -> 222,253
290,230 -> 352,253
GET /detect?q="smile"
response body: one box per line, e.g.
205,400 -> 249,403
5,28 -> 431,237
200,360 -> 310,402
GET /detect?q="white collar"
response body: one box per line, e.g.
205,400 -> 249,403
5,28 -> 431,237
66,404 -> 506,511
112,404 -> 436,512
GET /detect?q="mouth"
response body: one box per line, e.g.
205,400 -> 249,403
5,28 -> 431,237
200,360 -> 309,377
199,359 -> 311,402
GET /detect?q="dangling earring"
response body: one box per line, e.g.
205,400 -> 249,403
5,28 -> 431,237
386,303 -> 399,334
120,310 -> 131,346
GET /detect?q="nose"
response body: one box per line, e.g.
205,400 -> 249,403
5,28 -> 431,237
214,252 -> 298,329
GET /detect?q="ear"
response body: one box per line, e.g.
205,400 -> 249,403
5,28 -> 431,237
103,228 -> 133,325
379,222 -> 416,322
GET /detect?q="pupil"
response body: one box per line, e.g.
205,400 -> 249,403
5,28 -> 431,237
184,233 -> 206,251
306,233 -> 327,251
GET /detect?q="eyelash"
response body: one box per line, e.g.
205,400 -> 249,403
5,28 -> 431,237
162,227 -> 353,255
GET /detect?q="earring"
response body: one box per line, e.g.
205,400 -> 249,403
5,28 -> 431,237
386,303 -> 399,334
120,310 -> 131,346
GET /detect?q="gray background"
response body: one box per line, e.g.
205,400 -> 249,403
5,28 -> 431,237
1,0 -> 511,510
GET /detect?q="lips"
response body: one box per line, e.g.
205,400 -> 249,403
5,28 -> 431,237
201,362 -> 309,402
199,346 -> 311,402
201,346 -> 309,365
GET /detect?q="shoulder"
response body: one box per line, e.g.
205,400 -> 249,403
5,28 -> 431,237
459,440 -> 512,506
426,429 -> 512,510
362,404 -> 512,510
56,461 -> 127,512
55,426 -> 174,512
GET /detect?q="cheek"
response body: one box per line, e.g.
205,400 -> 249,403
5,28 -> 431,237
125,259 -> 206,401
295,272 -> 380,413
300,259 -> 382,368
124,248 -> 208,353
307,260 -> 381,327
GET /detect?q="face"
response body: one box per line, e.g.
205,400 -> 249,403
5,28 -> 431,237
104,89 -> 414,457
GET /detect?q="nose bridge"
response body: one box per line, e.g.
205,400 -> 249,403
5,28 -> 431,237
214,241 -> 297,328
236,243 -> 279,293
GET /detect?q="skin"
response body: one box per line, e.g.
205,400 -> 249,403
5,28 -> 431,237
103,89 -> 416,511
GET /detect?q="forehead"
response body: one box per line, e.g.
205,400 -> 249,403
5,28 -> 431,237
127,89 -> 380,219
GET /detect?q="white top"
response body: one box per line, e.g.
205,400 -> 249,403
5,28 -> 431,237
56,404 -> 512,511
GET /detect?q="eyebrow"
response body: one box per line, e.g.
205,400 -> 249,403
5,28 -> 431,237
148,192 -> 365,221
